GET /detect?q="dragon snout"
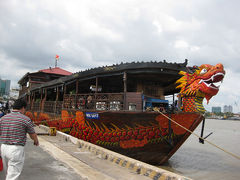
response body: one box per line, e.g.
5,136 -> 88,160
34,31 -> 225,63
215,63 -> 225,74
199,71 -> 225,90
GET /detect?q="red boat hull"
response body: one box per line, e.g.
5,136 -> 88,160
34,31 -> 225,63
26,110 -> 204,165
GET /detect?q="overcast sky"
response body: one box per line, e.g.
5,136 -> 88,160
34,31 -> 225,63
0,0 -> 240,112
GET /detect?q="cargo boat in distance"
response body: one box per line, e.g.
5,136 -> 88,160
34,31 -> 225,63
22,60 -> 225,165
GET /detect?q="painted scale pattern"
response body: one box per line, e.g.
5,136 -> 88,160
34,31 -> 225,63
26,110 -> 196,149
182,96 -> 205,114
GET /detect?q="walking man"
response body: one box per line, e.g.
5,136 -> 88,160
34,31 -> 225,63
0,99 -> 39,180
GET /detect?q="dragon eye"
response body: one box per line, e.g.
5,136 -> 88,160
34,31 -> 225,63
200,68 -> 207,74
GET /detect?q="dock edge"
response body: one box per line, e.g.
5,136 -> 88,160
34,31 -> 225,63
39,125 -> 192,180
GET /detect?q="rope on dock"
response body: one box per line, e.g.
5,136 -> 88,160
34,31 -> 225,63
156,110 -> 240,161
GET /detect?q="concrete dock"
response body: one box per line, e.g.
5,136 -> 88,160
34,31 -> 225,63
0,126 -> 192,180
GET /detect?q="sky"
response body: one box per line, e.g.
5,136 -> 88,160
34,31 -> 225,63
0,0 -> 240,112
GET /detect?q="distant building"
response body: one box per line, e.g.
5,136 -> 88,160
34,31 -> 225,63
223,105 -> 233,113
10,88 -> 19,99
212,106 -> 221,113
18,67 -> 72,98
0,79 -> 11,96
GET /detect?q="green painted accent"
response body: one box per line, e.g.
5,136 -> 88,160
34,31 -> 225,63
195,97 -> 205,113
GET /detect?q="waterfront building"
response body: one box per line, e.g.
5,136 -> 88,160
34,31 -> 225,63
212,106 -> 221,113
0,79 -> 11,96
223,105 -> 233,113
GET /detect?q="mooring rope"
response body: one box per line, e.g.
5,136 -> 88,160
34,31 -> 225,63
156,110 -> 240,161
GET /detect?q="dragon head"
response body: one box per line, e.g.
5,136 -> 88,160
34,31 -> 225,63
176,63 -> 225,104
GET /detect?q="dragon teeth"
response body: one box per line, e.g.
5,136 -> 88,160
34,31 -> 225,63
212,81 -> 221,88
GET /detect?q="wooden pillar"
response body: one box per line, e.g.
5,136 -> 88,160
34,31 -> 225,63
54,86 -> 59,114
95,77 -> 98,94
28,93 -> 31,104
56,87 -> 59,101
39,88 -> 42,112
123,72 -> 127,93
41,89 -> 47,112
64,84 -> 66,94
40,88 -> 43,101
40,89 -> 43,112
172,93 -> 175,111
44,89 -> 47,100
76,80 -> 79,94
29,77 -> 32,89
31,92 -> 35,110
63,84 -> 67,109
173,93 -> 175,105
28,93 -> 31,110
33,92 -> 36,102
123,72 -> 127,110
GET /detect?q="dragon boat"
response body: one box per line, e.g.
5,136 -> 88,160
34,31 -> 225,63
22,60 -> 225,164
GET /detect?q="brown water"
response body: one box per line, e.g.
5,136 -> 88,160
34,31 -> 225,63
160,119 -> 240,180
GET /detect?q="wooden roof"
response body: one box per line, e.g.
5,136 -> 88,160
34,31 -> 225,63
30,59 -> 189,92
18,67 -> 72,85
39,67 -> 72,76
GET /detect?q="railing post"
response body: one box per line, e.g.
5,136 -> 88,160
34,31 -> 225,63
42,89 -> 47,112
63,83 -> 66,109
123,72 -> 127,110
39,88 -> 42,112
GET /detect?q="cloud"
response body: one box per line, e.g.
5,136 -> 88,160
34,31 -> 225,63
0,0 -> 240,112
0,52 -> 31,88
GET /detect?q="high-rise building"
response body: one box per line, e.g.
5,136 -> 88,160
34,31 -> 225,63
223,105 -> 233,113
212,106 -> 221,113
0,79 -> 11,96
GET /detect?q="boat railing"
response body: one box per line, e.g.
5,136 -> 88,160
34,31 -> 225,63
32,102 -> 40,111
43,101 -> 56,113
63,93 -> 124,111
26,103 -> 31,111
27,92 -> 144,112
55,101 -> 63,114
27,100 -> 63,114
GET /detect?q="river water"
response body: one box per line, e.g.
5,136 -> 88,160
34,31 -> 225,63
160,119 -> 240,180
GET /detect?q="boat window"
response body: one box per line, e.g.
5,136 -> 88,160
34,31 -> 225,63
90,85 -> 102,92
96,101 -> 106,110
129,103 -> 137,111
110,101 -> 121,111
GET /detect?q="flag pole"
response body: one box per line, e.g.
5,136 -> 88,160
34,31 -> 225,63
55,55 -> 59,68
55,58 -> 57,68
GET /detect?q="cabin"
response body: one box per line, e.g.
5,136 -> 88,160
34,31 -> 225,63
18,67 -> 72,98
24,60 -> 189,114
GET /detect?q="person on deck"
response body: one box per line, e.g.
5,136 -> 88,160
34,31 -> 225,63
87,95 -> 93,109
0,99 -> 39,180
